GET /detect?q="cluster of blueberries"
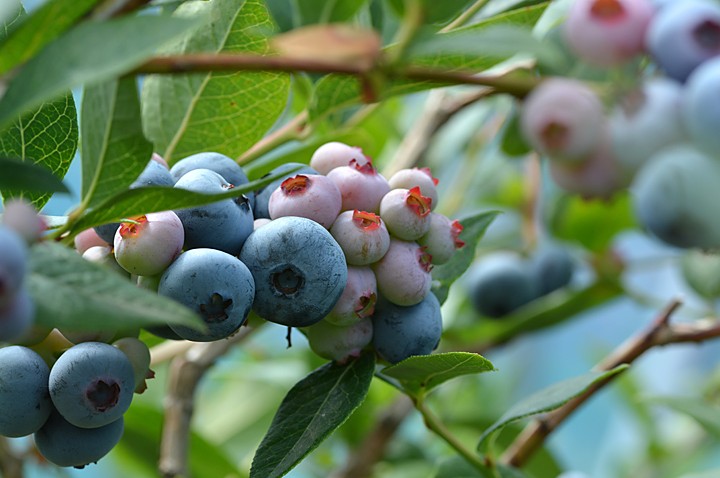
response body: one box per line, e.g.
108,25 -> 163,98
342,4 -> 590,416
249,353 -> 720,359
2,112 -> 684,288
466,245 -> 575,319
74,142 -> 464,367
521,0 -> 720,250
0,337 -> 151,468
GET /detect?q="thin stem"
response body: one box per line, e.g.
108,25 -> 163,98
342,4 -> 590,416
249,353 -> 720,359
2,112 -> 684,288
386,0 -> 425,65
441,0 -> 491,32
237,111 -> 310,165
416,395 -> 488,473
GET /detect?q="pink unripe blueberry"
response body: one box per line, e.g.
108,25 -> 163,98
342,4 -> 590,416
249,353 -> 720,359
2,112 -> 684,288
387,167 -> 439,209
309,141 -> 370,175
564,0 -> 655,67
379,187 -> 432,241
113,211 -> 184,276
306,317 -> 373,364
253,218 -> 272,230
520,78 -> 605,162
113,337 -> 152,394
330,210 -> 391,265
82,246 -> 129,277
325,266 -> 377,326
269,174 -> 342,229
2,199 -> 46,244
418,213 -> 465,265
74,228 -> 109,254
372,239 -> 432,306
326,159 -> 391,213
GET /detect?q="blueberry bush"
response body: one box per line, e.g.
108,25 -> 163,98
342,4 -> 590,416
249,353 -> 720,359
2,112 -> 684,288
3,0 -> 720,477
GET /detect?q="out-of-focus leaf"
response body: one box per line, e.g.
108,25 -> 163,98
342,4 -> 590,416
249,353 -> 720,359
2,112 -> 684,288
646,396 -> 720,439
680,250 -> 720,299
435,457 -> 531,478
271,24 -> 381,65
0,157 -> 69,195
500,102 -> 532,157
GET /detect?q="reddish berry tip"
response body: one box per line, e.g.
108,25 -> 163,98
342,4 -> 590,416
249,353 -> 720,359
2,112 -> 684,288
418,167 -> 439,186
418,246 -> 433,272
350,158 -> 376,175
451,220 -> 465,249
355,292 -> 377,318
590,0 -> 625,20
352,210 -> 382,231
118,216 -> 148,237
281,175 -> 310,195
405,187 -> 432,217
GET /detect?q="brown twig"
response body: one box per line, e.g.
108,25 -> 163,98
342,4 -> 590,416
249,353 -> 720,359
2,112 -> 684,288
158,326 -> 256,478
134,53 -> 539,99
499,299 -> 720,468
237,112 -> 310,165
330,396 -> 414,478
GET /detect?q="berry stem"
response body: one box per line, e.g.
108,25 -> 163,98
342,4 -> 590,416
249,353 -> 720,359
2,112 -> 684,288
441,0 -> 492,32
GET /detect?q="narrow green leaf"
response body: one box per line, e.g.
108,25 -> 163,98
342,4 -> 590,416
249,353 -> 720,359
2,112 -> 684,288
0,157 -> 69,195
0,93 -> 77,208
81,76 -> 152,209
382,352 -> 495,396
0,14 -> 201,127
432,210 -> 499,304
477,366 -> 629,447
250,352 -> 375,478
0,0 -> 101,75
69,168 -> 294,233
141,0 -> 291,164
27,242 -> 203,332
646,396 -> 720,439
309,3 -> 549,121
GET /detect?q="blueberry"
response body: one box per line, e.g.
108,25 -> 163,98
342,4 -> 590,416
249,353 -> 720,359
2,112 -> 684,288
325,266 -> 377,326
253,163 -> 319,219
169,152 -> 255,207
306,317 -> 373,363
372,238 -> 432,306
466,252 -> 537,318
130,159 -> 175,188
0,288 -> 35,342
379,187 -> 433,241
646,0 -> 720,81
372,293 -> 443,364
326,160 -> 390,214
113,337 -> 152,394
158,248 -> 255,342
93,222 -> 120,244
330,210 -> 390,266
34,409 -> 124,468
417,213 -> 464,265
0,346 -> 52,437
683,56 -> 720,155
0,224 -> 28,308
48,342 -> 135,429
268,174 -> 342,229
82,245 -> 130,278
239,216 -> 347,327
2,198 -> 46,244
309,141 -> 370,175
632,144 -> 720,248
74,228 -> 109,254
387,168 -> 439,210
113,211 -> 184,276
173,168 -> 254,255
529,244 -> 575,297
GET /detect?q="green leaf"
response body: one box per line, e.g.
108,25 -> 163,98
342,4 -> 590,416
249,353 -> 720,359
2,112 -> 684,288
27,242 -> 203,333
500,102 -> 531,157
141,0 -> 291,164
0,157 -> 69,195
680,250 -> 720,299
432,210 -> 499,304
390,0 -> 475,25
296,0 -> 367,25
0,1 -> 23,43
382,352 -> 495,396
477,366 -> 629,448
0,0 -> 102,75
81,76 -> 153,209
69,168 -> 292,233
309,3 -> 549,121
0,14 -> 201,127
0,93 -> 77,208
546,190 -> 637,253
646,396 -> 720,439
250,352 -> 375,478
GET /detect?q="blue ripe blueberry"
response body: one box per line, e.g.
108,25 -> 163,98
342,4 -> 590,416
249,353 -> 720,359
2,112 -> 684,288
379,187 -> 433,241
239,216 -> 347,327
113,211 -> 184,276
159,248 -> 256,342
466,252 -> 537,318
173,168 -> 254,255
632,144 -> 720,248
529,244 -> 575,297
372,292 -> 443,364
306,317 -> 373,363
309,141 -> 370,175
93,222 -> 120,245
683,57 -> 720,155
417,213 -> 464,265
48,342 -> 135,429
0,224 -> 28,308
34,410 -> 124,468
0,346 -> 52,437
326,160 -> 391,213
330,210 -> 390,266
169,152 -> 255,207
387,167 -> 439,209
646,0 -> 720,81
253,163 -> 319,219
372,238 -> 432,306
0,288 -> 35,342
325,266 -> 377,326
268,174 -> 342,229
